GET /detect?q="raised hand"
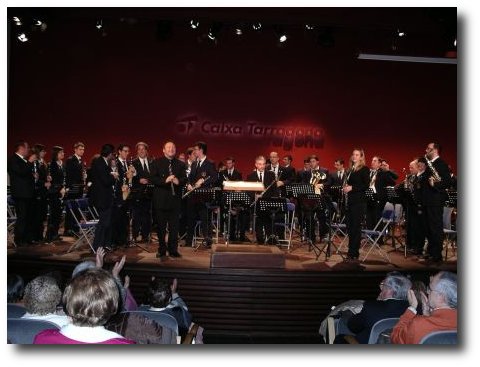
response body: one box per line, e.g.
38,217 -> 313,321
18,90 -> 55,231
112,255 -> 126,280
95,247 -> 105,268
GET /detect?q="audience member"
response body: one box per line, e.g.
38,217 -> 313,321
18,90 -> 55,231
34,268 -> 135,344
335,272 -> 411,344
391,271 -> 457,344
21,275 -> 69,328
7,273 -> 25,304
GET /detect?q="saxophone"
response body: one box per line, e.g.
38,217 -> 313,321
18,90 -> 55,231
425,155 -> 441,183
310,169 -> 327,195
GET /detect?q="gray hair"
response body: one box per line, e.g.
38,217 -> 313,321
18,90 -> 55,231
72,261 -> 96,279
23,276 -> 62,315
434,271 -> 457,308
383,273 -> 412,300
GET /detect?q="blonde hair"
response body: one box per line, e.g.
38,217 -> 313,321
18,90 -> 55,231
351,148 -> 366,171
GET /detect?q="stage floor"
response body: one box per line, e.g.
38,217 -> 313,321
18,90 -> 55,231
7,232 -> 457,273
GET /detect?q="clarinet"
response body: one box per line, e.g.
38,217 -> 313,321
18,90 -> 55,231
169,160 -> 176,196
343,163 -> 355,209
425,154 -> 442,182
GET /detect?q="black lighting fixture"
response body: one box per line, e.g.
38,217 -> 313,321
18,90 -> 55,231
207,22 -> 223,41
305,24 -> 315,31
17,33 -> 28,42
274,25 -> 288,43
12,16 -> 22,26
252,22 -> 262,31
190,19 -> 199,29
234,23 -> 243,36
397,28 -> 406,37
96,19 -> 103,30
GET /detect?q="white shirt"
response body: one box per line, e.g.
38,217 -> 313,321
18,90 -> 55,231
140,157 -> 149,172
16,152 -> 27,162
198,156 -> 207,167
74,154 -> 82,162
256,170 -> 264,182
228,169 -> 234,176
59,323 -> 125,343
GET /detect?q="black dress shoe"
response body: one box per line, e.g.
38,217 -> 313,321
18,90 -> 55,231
169,252 -> 182,258
156,252 -> 167,258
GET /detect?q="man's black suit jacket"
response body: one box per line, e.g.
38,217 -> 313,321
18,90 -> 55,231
8,154 -> 34,199
347,298 -> 409,344
89,156 -> 115,210
188,159 -> 218,188
150,157 -> 187,209
246,170 -> 276,198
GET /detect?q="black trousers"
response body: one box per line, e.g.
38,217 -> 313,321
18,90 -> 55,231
227,208 -> 249,240
346,201 -> 366,258
93,205 -> 113,250
30,195 -> 48,241
132,198 -> 152,240
13,196 -> 33,245
406,202 -> 426,253
254,211 -> 272,243
304,209 -> 328,243
46,194 -> 63,241
424,205 -> 444,260
366,200 -> 385,229
155,201 -> 181,255
112,201 -> 129,247
186,200 -> 211,245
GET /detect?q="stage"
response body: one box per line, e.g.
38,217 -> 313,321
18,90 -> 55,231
7,232 -> 456,343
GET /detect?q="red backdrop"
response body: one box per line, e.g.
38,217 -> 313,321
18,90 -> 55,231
8,14 -> 457,178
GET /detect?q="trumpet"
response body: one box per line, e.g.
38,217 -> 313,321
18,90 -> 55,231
310,169 -> 327,195
425,155 -> 441,183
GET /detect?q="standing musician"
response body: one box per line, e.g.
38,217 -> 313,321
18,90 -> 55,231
185,141 -> 218,248
111,144 -> 134,248
64,142 -> 86,236
299,154 -> 332,244
366,156 -> 398,229
246,155 -> 277,244
405,157 -> 429,256
219,157 -> 247,242
422,142 -> 451,263
342,149 -> 370,261
330,158 -> 346,215
131,142 -> 153,243
8,141 -> 36,246
90,144 -> 118,251
30,144 -> 50,243
45,146 -> 66,242
296,157 -> 312,183
179,147 -> 195,240
150,141 -> 187,258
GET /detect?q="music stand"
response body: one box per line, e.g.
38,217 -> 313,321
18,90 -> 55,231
124,195 -> 150,252
188,188 -> 221,249
446,189 -> 457,208
258,198 -> 288,245
365,188 -> 376,202
222,191 -> 251,245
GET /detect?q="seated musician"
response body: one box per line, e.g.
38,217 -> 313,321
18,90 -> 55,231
218,157 -> 247,242
246,156 -> 277,244
185,141 -> 218,248
299,155 -> 332,244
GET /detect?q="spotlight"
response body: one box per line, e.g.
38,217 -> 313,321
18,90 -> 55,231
190,19 -> 199,29
13,16 -> 22,26
207,22 -> 223,41
397,28 -> 406,37
252,22 -> 262,31
305,24 -> 315,30
34,19 -> 43,26
279,34 -> 287,43
96,20 -> 103,30
454,38 -> 457,47
235,27 -> 243,36
17,33 -> 28,42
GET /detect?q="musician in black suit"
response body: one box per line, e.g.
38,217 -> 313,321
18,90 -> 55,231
185,141 -> 218,248
296,158 -> 311,183
246,156 -> 277,244
219,157 -> 248,242
45,146 -> 66,242
150,142 -> 187,258
331,158 -> 346,187
366,156 -> 399,229
422,142 -> 452,263
343,149 -> 370,261
111,144 -> 132,248
30,144 -> 50,243
131,142 -> 153,243
406,158 -> 428,256
90,144 -> 118,251
281,155 -> 296,186
64,142 -> 86,235
299,155 -> 333,244
7,141 -> 35,246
